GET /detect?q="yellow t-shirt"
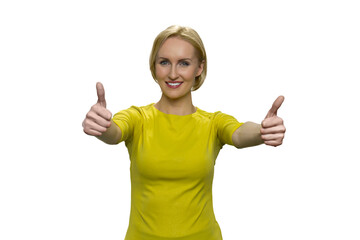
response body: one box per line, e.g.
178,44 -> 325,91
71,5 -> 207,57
113,103 -> 243,240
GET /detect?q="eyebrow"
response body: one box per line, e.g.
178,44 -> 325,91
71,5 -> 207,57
158,57 -> 193,62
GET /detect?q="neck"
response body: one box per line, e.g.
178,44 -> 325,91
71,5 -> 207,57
155,93 -> 196,115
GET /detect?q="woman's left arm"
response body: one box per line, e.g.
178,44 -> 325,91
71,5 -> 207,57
232,96 -> 286,149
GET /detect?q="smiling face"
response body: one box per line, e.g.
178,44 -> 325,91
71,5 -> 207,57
155,37 -> 204,101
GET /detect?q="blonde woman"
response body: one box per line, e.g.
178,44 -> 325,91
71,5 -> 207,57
82,25 -> 286,240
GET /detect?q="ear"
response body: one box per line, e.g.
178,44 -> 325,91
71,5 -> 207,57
196,60 -> 205,77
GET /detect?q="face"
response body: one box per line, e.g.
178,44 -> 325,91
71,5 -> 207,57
155,37 -> 204,101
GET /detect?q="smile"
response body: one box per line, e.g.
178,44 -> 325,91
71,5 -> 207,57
166,82 -> 183,89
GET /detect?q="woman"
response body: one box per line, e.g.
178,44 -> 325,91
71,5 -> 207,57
82,25 -> 285,240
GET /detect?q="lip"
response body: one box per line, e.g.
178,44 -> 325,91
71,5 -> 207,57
166,81 -> 183,89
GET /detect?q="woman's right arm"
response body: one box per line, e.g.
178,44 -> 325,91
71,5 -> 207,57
82,82 -> 122,145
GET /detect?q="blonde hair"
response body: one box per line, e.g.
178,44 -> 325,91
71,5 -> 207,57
149,25 -> 207,91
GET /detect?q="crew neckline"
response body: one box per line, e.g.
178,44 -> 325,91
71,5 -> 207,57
151,103 -> 198,116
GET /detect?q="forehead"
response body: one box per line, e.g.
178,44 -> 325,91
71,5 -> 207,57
157,37 -> 196,58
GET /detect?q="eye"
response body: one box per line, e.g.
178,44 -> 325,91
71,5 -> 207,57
179,61 -> 190,66
159,60 -> 169,65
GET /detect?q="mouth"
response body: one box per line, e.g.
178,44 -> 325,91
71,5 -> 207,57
166,81 -> 183,89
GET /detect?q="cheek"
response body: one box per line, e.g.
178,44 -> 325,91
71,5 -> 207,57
190,68 -> 200,80
178,68 -> 196,79
155,66 -> 166,79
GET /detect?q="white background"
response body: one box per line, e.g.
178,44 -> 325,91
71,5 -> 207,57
1,0 -> 359,239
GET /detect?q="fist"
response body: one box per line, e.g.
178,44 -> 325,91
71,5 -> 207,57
260,96 -> 286,147
82,82 -> 113,136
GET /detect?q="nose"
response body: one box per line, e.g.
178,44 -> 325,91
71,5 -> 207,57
169,65 -> 179,80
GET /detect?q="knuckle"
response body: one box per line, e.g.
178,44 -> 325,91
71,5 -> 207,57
261,120 -> 267,127
105,110 -> 112,120
86,113 -> 93,120
91,104 -> 101,112
83,119 -> 89,126
83,128 -> 90,135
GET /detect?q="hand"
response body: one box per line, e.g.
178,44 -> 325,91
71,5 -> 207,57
260,96 -> 286,147
82,82 -> 113,136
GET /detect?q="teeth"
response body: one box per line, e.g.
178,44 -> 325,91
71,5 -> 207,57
168,82 -> 181,86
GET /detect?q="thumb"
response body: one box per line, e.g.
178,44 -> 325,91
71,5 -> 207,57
96,82 -> 107,108
265,95 -> 284,118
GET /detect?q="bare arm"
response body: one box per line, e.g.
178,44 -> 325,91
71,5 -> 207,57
232,96 -> 286,149
95,119 -> 122,145
232,122 -> 264,149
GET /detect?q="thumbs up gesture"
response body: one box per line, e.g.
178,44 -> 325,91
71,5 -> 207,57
82,82 -> 113,136
260,96 -> 286,147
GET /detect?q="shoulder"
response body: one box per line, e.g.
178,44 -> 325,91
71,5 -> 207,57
113,103 -> 155,122
196,108 -> 241,129
115,103 -> 154,114
196,108 -> 232,121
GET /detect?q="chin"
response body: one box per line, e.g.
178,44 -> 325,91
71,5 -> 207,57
164,92 -> 187,100
160,85 -> 192,100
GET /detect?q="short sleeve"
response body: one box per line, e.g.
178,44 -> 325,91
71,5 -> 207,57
214,112 -> 243,146
112,106 -> 142,143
